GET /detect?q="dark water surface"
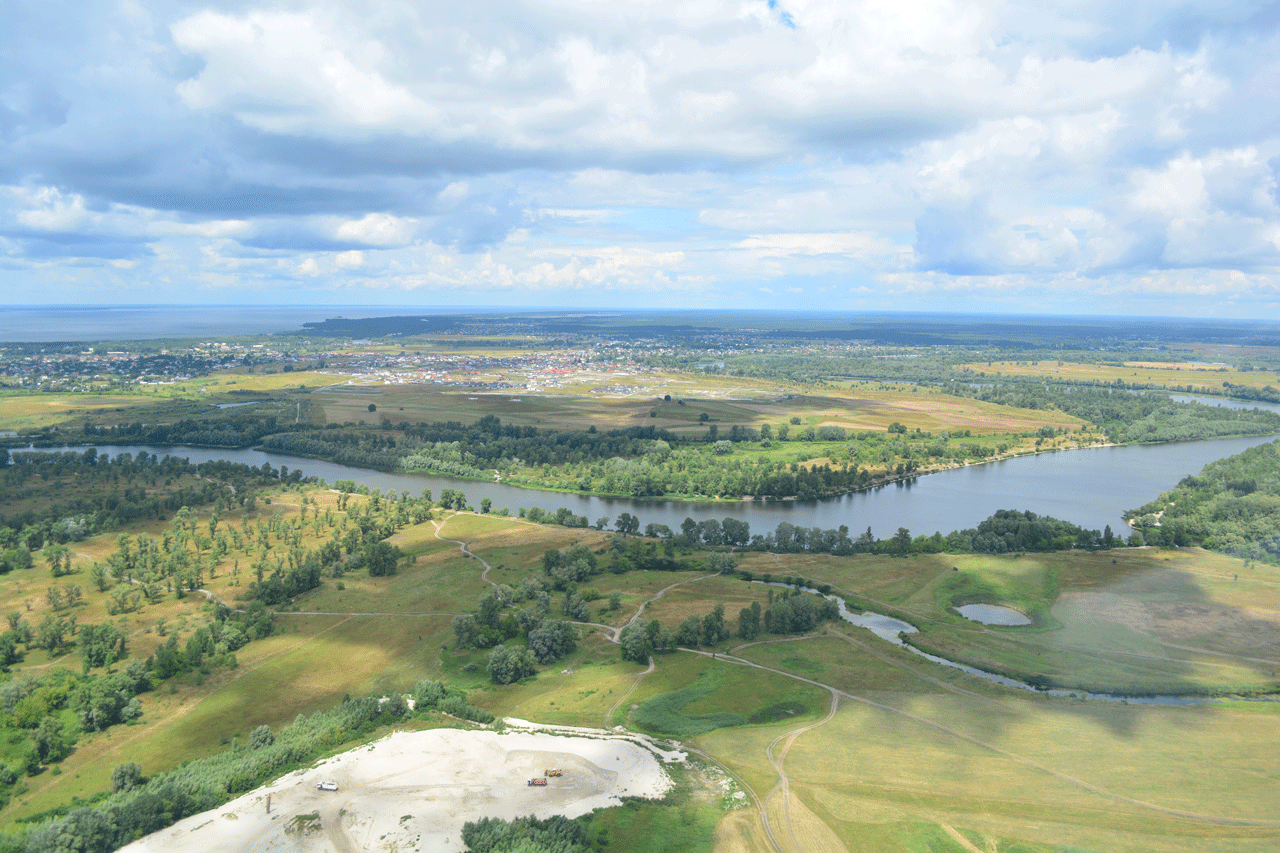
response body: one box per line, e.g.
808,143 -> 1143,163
31,434 -> 1277,538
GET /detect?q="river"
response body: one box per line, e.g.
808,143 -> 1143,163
29,433 -> 1277,538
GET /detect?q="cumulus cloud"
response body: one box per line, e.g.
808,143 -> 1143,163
0,0 -> 1276,313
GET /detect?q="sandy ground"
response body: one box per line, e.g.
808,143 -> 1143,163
121,722 -> 682,853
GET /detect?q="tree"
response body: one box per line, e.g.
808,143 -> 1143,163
487,644 -> 536,684
738,601 -> 761,640
452,613 -> 480,648
480,498 -> 492,514
701,603 -> 727,646
674,615 -> 701,647
615,513 -> 639,536
528,620 -> 577,664
249,724 -> 274,749
561,593 -> 590,621
368,403 -> 377,412
706,552 -> 737,573
381,692 -> 409,720
111,761 -> 144,792
362,541 -> 402,577
619,620 -> 653,663
477,592 -> 502,628
37,614 -> 66,654
34,715 -> 70,764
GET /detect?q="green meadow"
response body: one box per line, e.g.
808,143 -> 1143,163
0,481 -> 1277,853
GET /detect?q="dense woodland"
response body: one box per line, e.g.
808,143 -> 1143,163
947,383 -> 1280,443
261,415 -> 1019,500
0,450 -> 309,553
1127,439 -> 1280,562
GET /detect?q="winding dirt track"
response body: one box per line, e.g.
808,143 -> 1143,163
763,686 -> 841,853
432,519 -> 500,588
410,524 -> 1280,853
710,644 -> 1280,830
155,515 -> 1280,852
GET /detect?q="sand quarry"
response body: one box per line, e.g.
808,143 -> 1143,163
121,722 -> 683,853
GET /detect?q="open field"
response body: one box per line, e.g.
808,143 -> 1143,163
4,481 -> 1280,852
307,384 -> 1081,438
957,360 -> 1280,393
737,548 -> 1280,696
0,393 -> 169,433
705,685 -> 1280,853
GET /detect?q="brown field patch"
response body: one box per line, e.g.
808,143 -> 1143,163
958,359 -> 1280,393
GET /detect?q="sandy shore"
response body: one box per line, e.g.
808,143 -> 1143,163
121,724 -> 682,853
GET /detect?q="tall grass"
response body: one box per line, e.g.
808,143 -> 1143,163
633,666 -> 745,736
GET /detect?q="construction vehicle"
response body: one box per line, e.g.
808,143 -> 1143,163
545,769 -> 563,777
528,778 -> 548,786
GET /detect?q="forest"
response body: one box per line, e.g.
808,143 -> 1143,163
1126,439 -> 1280,562
0,449 -> 311,554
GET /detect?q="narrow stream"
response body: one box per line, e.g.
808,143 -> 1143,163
755,582 -> 1228,705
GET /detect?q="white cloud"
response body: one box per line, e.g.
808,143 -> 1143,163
171,10 -> 429,137
332,213 -> 417,247
1,0 -> 1277,313
334,249 -> 366,269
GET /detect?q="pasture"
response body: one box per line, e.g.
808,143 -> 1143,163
0,393 -> 170,433
307,382 -> 1080,439
3,483 -> 1279,853
738,547 -> 1280,695
958,359 -> 1280,394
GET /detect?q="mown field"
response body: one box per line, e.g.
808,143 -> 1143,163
309,383 -> 1080,439
736,548 -> 1280,696
957,359 -> 1280,393
2,490 -> 1279,853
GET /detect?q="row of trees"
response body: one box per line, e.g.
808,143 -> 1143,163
609,510 -> 1123,558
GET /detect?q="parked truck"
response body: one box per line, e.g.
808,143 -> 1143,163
528,778 -> 548,786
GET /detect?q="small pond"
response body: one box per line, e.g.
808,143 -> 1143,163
954,604 -> 1032,626
757,581 -> 1212,704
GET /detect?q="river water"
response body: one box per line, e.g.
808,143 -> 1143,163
32,438 -> 1273,703
33,434 -> 1277,538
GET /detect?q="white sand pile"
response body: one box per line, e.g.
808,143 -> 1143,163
121,725 -> 681,853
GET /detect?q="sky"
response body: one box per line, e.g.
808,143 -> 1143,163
1,1 -> 1279,316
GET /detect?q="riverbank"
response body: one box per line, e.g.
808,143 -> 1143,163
15,434 -> 1277,540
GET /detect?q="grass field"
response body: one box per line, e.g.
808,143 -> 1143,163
307,383 -> 1080,438
4,485 -> 1280,852
0,393 -> 170,433
736,548 -> 1280,696
957,359 -> 1280,393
